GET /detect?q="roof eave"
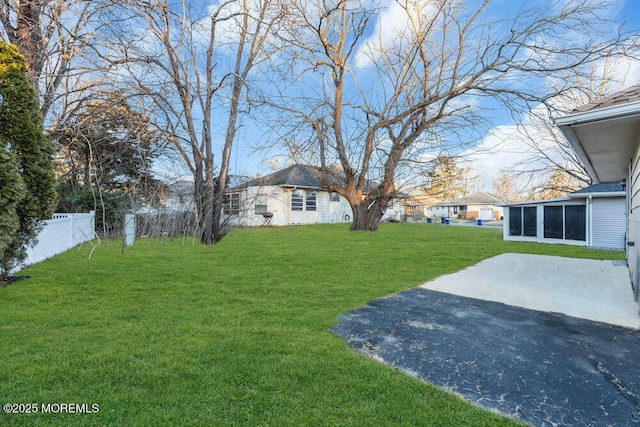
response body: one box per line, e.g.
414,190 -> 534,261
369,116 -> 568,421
567,191 -> 626,199
280,184 -> 323,191
555,100 -> 640,127
555,101 -> 640,185
499,196 -> 572,207
556,124 -> 601,184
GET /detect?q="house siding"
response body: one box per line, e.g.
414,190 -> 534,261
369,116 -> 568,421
591,198 -> 626,250
288,190 -> 351,224
226,186 -> 352,227
629,146 -> 640,300
435,204 -> 503,219
225,186 -> 287,226
382,199 -> 403,221
431,206 -> 449,217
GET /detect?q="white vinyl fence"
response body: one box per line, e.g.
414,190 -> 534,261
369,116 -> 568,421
21,212 -> 96,268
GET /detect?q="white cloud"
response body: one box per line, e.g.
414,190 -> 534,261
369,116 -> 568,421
459,107 -> 563,193
462,46 -> 640,195
354,0 -> 437,68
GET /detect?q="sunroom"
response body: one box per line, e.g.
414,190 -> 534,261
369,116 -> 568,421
503,184 -> 626,250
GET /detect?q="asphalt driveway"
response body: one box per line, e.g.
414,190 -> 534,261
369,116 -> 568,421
330,254 -> 640,426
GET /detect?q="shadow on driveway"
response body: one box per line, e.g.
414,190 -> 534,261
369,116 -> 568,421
331,288 -> 640,426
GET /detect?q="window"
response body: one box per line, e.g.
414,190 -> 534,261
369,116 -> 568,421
291,191 -> 303,211
544,206 -> 563,239
510,206 -> 537,237
565,205 -> 586,241
306,191 -> 317,211
330,192 -> 340,202
255,194 -> 268,215
223,193 -> 240,215
542,205 -> 586,241
523,207 -> 537,237
509,207 -> 522,236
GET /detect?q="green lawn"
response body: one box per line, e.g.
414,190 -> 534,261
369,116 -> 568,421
0,223 -> 623,426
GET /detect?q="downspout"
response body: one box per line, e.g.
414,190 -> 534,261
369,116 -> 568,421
286,188 -> 292,226
586,195 -> 592,247
503,206 -> 509,241
627,166 -> 631,260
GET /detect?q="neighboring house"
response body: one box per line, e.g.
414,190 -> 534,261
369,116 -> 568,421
161,178 -> 195,211
390,193 -> 443,219
430,204 -> 450,218
434,192 -> 505,220
224,165 -> 354,226
555,84 -> 640,301
409,195 -> 443,218
502,183 -> 626,249
143,175 -> 252,213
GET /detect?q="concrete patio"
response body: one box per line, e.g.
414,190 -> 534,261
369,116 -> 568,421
420,253 -> 639,329
331,254 -> 640,426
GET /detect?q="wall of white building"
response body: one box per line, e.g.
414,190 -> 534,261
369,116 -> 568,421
629,147 -> 640,300
226,186 -> 353,226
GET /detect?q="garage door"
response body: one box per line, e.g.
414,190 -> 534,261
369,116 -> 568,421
591,198 -> 626,250
479,208 -> 494,221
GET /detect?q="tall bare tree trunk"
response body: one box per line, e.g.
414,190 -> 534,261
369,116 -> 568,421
2,0 -> 106,123
211,0 -> 277,242
212,68 -> 243,242
349,199 -> 387,231
14,1 -> 41,92
194,159 -> 214,245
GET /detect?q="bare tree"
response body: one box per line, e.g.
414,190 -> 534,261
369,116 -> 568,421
513,107 -> 592,191
512,57 -> 640,193
1,1 -> 183,245
491,171 -> 520,202
106,0 -> 283,244
423,155 -> 477,200
0,0 -> 110,126
263,0 -> 631,231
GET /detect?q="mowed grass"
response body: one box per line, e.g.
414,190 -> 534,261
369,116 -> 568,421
0,223 -> 623,426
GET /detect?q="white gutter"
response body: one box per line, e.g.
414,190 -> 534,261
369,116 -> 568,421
567,191 -> 626,199
498,196 -> 570,207
554,101 -> 640,127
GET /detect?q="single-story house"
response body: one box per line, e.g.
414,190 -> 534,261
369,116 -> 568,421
502,183 -> 626,249
555,84 -> 640,301
434,192 -> 505,220
224,165 -> 354,226
159,178 -> 195,211
388,193 -> 443,220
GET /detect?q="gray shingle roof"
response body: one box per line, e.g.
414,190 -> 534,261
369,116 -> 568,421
437,192 -> 505,206
235,164 -> 328,189
570,183 -> 625,194
573,84 -> 640,113
233,164 -> 380,191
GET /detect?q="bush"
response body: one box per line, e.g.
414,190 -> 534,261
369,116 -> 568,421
0,43 -> 57,278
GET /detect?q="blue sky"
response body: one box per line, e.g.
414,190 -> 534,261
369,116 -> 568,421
462,0 -> 640,192
172,0 -> 640,195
